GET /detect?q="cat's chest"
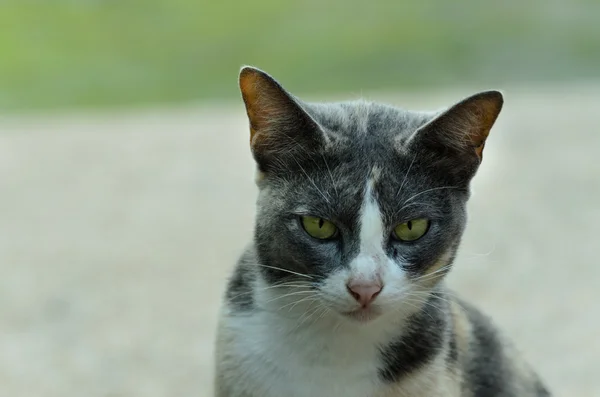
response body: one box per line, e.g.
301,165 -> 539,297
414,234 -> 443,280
263,359 -> 379,397
226,313 -> 386,397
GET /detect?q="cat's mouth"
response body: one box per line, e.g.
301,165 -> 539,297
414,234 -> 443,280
341,306 -> 382,323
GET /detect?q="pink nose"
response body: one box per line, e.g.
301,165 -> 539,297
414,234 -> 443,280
346,282 -> 383,306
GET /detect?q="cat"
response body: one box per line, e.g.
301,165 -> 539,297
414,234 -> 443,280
213,66 -> 550,397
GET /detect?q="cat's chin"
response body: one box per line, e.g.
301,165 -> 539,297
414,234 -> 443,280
340,306 -> 382,324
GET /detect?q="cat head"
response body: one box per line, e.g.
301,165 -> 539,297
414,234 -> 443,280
239,66 -> 503,324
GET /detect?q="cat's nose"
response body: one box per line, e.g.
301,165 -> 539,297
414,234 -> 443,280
346,281 -> 383,307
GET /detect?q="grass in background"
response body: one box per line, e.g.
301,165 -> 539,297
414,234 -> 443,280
0,0 -> 599,111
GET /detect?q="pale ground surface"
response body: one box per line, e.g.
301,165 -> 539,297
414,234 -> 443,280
1,83 -> 599,396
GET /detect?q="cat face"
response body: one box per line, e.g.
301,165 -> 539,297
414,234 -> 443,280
240,67 -> 503,323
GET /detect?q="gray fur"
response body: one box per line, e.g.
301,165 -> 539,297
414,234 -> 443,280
215,67 -> 549,397
252,97 -> 470,284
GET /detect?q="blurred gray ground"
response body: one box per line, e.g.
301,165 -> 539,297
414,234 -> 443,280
1,84 -> 599,396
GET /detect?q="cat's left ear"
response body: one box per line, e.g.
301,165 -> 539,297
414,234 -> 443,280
239,66 -> 324,172
408,90 -> 503,168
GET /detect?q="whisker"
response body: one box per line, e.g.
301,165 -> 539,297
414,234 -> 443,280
260,281 -> 313,291
290,155 -> 331,205
255,264 -> 313,279
295,302 -> 323,330
461,243 -> 497,258
302,308 -> 323,329
403,291 -> 460,311
413,265 -> 453,283
272,282 -> 314,289
320,153 -> 339,198
392,201 -> 441,219
396,153 -> 417,199
395,299 -> 436,321
278,295 -> 319,311
313,306 -> 331,324
265,290 -> 315,304
401,186 -> 461,207
228,280 -> 312,302
401,295 -> 451,319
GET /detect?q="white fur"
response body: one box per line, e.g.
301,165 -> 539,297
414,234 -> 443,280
215,176 -> 441,397
216,302 -> 451,397
353,180 -> 385,278
217,304 -> 390,397
319,178 -> 411,314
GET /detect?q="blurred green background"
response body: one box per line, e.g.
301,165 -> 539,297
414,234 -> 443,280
1,0 -> 599,111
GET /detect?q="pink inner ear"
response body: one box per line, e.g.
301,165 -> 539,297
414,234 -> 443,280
239,71 -> 268,141
424,92 -> 503,159
239,68 -> 292,145
467,97 -> 502,159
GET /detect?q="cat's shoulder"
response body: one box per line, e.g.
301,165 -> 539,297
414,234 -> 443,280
447,294 -> 550,396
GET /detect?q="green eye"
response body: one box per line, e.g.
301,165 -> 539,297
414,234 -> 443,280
301,216 -> 338,240
393,218 -> 430,242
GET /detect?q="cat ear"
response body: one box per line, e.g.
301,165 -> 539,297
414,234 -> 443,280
239,66 -> 324,170
406,90 -> 503,180
410,90 -> 503,161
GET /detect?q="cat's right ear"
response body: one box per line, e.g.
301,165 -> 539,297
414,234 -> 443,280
405,90 -> 503,182
239,66 -> 324,171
